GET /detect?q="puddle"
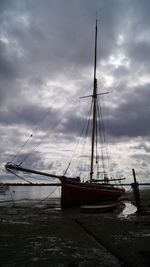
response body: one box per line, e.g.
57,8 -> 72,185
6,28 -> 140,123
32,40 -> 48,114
118,202 -> 137,218
54,207 -> 61,211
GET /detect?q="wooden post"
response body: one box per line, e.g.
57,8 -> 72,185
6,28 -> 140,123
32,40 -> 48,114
131,169 -> 141,213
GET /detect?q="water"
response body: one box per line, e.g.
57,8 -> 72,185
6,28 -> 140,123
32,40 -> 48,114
118,202 -> 137,218
0,185 -> 138,218
0,185 -> 61,202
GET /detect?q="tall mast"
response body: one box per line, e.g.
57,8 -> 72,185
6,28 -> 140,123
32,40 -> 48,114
90,19 -> 97,183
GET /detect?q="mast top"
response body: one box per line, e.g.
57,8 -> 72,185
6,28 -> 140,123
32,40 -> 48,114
94,18 -> 97,83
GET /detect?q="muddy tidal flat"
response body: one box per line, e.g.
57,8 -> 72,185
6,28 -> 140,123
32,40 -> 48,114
0,190 -> 150,267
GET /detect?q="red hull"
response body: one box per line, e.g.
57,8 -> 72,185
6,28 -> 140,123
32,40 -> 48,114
61,178 -> 125,208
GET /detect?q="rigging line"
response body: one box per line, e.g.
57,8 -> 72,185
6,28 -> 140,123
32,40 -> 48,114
19,99 -> 80,165
97,98 -> 111,176
95,99 -> 100,178
63,162 -> 70,176
97,99 -> 106,176
11,52 -> 94,166
11,108 -> 52,164
7,169 -> 33,184
8,188 -> 15,207
11,134 -> 33,163
79,103 -> 94,180
11,26 -> 95,166
69,24 -> 94,91
95,99 -> 98,164
97,97 -> 110,166
23,173 -> 54,182
8,31 -> 94,166
28,186 -> 59,208
97,98 -> 106,143
64,99 -> 93,176
83,99 -> 93,145
77,99 -> 93,175
77,100 -> 93,178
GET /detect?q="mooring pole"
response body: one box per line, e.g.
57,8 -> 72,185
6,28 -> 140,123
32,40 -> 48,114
131,169 -> 141,213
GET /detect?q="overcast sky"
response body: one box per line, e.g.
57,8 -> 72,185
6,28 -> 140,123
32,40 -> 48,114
1,0 -> 150,183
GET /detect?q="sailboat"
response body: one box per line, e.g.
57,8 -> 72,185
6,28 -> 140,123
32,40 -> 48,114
5,20 -> 125,208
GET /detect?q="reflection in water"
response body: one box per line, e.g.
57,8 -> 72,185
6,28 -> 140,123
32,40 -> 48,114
0,185 -> 61,202
118,202 -> 137,218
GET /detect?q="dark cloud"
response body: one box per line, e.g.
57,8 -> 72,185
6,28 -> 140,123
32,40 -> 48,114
0,41 -> 17,79
112,66 -> 130,78
106,84 -> 150,137
127,40 -> 150,66
60,81 -> 150,139
0,104 -> 54,126
0,0 -> 150,182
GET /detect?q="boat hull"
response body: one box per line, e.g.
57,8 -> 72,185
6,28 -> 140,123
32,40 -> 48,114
61,178 -> 125,208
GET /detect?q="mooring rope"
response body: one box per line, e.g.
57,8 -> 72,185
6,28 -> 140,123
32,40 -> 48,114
7,169 -> 32,184
28,185 -> 59,208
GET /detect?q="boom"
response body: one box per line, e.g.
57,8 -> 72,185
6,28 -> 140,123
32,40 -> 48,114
5,162 -> 63,180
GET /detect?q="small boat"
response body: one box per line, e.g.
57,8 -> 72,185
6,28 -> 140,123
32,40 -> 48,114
5,20 -> 125,208
81,202 -> 120,213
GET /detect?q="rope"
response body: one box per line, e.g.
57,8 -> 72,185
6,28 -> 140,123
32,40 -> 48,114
7,24 -> 97,173
97,99 -> 106,177
125,187 -> 132,193
23,173 -> 54,182
8,187 -> 15,207
78,99 -> 93,177
7,185 -> 59,209
95,99 -> 98,164
63,162 -> 71,176
11,134 -> 33,163
7,169 -> 32,184
63,99 -> 93,177
7,165 -> 59,208
11,108 -> 52,164
9,51 -> 94,167
16,99 -> 79,165
28,186 -> 59,208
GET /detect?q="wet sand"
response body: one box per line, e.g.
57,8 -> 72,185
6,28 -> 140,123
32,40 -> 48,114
0,189 -> 150,267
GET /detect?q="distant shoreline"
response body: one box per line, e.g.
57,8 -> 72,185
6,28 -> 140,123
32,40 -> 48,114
2,183 -> 61,186
2,182 -> 150,187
